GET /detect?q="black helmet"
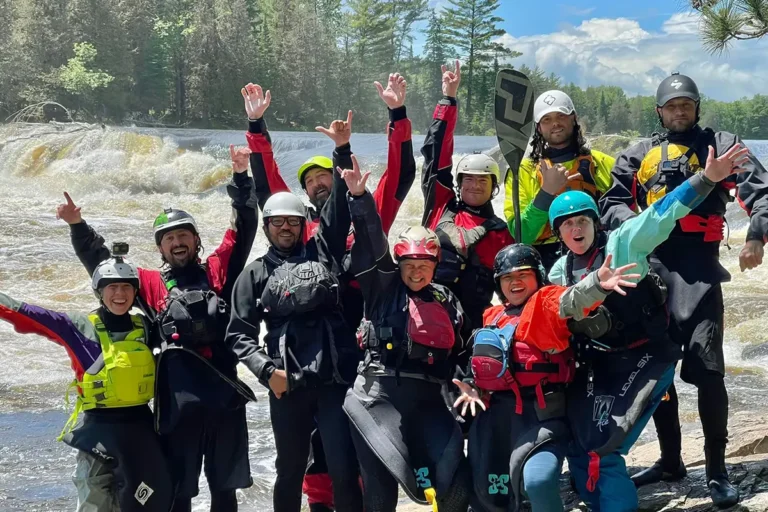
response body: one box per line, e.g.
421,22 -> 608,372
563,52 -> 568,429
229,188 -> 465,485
153,208 -> 199,245
656,72 -> 700,107
493,244 -> 547,299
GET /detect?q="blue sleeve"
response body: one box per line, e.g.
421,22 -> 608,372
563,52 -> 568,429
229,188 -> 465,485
606,173 -> 715,278
548,255 -> 568,285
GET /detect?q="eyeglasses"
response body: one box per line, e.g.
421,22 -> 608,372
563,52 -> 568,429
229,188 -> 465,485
267,217 -> 303,227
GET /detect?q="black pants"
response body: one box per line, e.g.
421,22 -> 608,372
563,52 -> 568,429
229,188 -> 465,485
651,284 -> 729,464
270,383 -> 362,512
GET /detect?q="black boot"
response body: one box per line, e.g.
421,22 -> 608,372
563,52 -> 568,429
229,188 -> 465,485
631,385 -> 686,487
706,445 -> 739,509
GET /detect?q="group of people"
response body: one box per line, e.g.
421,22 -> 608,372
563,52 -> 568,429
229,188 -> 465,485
2,61 -> 767,512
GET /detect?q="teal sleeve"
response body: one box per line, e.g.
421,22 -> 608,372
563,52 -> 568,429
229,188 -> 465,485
548,255 -> 567,285
606,174 -> 714,278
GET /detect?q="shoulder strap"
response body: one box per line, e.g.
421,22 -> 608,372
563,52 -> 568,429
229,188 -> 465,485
681,127 -> 715,166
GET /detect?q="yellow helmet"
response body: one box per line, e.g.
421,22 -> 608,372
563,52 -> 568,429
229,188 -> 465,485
297,156 -> 333,189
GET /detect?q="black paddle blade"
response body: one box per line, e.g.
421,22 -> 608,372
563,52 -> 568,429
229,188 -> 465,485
495,69 -> 534,241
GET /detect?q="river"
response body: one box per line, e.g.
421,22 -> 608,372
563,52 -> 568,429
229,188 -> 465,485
0,122 -> 766,511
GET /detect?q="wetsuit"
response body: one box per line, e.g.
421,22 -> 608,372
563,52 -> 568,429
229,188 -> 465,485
422,96 -> 514,331
343,190 -> 472,512
547,174 -> 717,511
67,171 -> 258,510
467,274 -> 608,512
247,106 -> 416,510
599,125 -> 768,486
225,146 -> 362,512
0,295 -> 174,512
506,145 -> 614,270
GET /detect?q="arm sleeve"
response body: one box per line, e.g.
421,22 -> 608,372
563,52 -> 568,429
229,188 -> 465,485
348,191 -> 397,304
207,171 -> 260,300
517,189 -> 555,244
224,266 -> 274,384
548,255 -> 568,285
557,271 -> 610,321
606,173 -> 715,277
720,132 -> 768,243
315,143 -> 353,269
593,151 -> 616,194
246,118 -> 290,211
372,106 -> 416,236
504,158 -> 539,240
598,143 -> 649,230
69,221 -> 112,276
421,97 -> 458,229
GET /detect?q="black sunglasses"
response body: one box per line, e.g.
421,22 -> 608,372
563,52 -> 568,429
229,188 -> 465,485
267,217 -> 303,227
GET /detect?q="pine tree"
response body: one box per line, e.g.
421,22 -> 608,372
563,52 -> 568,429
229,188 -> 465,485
691,0 -> 768,53
441,0 -> 519,129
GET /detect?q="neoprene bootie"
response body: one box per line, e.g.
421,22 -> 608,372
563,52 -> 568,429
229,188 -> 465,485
706,446 -> 739,508
631,457 -> 687,487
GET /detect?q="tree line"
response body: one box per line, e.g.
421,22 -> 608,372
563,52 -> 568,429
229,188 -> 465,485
1,0 -> 767,139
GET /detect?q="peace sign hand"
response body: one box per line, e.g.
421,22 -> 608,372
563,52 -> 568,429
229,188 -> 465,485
56,192 -> 82,225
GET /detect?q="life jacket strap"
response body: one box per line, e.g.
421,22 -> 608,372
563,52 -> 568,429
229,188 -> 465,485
678,214 -> 724,242
587,451 -> 600,492
535,381 -> 547,410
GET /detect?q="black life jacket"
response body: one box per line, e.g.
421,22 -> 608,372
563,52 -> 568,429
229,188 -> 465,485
156,267 -> 227,349
433,205 -> 506,326
261,259 -> 351,391
565,242 -> 669,356
357,283 -> 459,378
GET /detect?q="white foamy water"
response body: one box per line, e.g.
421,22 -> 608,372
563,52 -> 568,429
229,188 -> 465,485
0,121 -> 766,510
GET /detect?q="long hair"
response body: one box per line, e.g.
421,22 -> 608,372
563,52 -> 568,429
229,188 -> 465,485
529,118 -> 589,164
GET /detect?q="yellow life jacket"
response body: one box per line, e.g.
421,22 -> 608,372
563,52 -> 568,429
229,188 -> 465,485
58,314 -> 155,439
638,139 -> 703,206
535,154 -> 599,241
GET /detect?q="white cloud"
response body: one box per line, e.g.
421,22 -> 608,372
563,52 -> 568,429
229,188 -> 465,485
499,12 -> 768,101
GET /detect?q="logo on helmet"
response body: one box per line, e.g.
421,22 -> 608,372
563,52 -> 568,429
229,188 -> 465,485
670,80 -> 683,90
544,94 -> 556,105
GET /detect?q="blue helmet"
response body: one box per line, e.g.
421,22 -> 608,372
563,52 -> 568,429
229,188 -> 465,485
548,191 -> 599,234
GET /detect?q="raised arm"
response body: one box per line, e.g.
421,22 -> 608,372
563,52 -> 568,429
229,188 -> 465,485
57,192 -> 111,276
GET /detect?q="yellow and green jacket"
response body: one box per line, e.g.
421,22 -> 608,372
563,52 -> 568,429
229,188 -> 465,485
504,150 -> 615,245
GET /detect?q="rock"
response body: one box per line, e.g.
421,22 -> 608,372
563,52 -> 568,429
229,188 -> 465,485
394,411 -> 768,510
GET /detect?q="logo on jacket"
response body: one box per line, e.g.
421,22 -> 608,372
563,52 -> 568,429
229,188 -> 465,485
593,395 -> 615,431
619,353 -> 652,397
414,467 -> 432,488
488,474 -> 510,495
134,482 -> 154,505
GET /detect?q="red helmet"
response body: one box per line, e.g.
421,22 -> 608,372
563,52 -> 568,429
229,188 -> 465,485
393,226 -> 441,262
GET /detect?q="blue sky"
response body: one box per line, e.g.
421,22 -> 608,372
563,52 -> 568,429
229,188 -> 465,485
423,0 -> 768,101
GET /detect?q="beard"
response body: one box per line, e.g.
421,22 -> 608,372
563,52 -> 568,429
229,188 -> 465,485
310,186 -> 330,210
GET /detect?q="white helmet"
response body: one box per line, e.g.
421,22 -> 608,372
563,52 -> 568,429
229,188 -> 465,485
455,153 -> 500,182
92,256 -> 140,299
263,192 -> 308,219
534,90 -> 576,123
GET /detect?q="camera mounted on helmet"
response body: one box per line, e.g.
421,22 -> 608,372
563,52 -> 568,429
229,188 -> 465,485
91,242 -> 140,300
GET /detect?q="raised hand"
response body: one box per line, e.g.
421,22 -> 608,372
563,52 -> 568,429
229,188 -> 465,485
339,155 -> 370,197
540,160 -> 573,195
702,144 -> 751,183
597,254 -> 641,296
56,192 -> 82,225
316,110 -> 353,147
229,144 -> 251,174
374,73 -> 407,109
442,59 -> 461,98
451,379 -> 486,417
242,83 -> 271,120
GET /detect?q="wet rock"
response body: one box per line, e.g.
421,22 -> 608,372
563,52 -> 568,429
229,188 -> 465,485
396,411 -> 768,510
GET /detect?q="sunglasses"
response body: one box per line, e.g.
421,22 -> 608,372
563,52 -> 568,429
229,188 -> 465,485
267,217 -> 303,227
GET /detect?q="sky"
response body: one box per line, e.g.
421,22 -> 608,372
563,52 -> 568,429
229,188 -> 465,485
424,0 -> 768,102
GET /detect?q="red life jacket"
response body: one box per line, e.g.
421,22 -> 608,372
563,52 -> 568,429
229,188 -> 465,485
471,310 -> 575,414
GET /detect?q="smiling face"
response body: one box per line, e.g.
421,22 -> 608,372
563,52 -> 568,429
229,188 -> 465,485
303,167 -> 334,209
399,258 -> 437,292
266,216 -> 304,251
499,269 -> 539,306
558,214 -> 596,255
658,98 -> 697,133
459,174 -> 493,207
158,228 -> 198,268
538,112 -> 575,148
100,282 -> 136,315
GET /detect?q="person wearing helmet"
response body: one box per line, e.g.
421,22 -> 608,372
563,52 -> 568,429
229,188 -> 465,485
503,90 -> 615,271
56,146 -> 259,512
453,244 -> 638,512
0,246 -> 173,512
339,156 -> 472,512
226,160 -> 363,512
544,147 -> 746,512
599,72 -> 768,508
243,77 -> 417,511
422,60 -> 514,331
